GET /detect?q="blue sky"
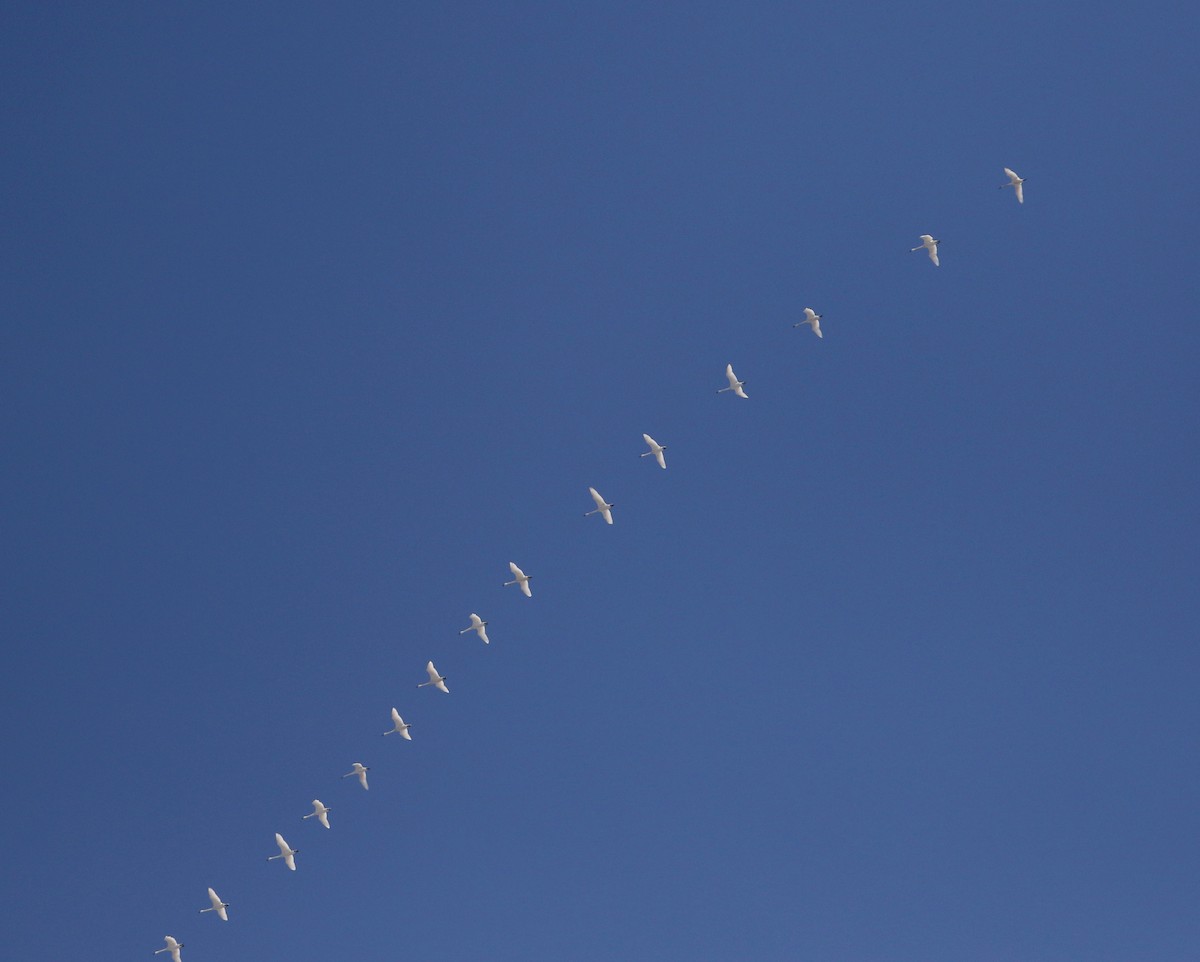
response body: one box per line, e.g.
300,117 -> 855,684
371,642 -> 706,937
2,2 -> 1197,960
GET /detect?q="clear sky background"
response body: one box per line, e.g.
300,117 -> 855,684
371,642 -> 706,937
2,3 -> 1197,960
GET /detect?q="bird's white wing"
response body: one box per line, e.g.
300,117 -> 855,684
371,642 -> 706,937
284,852 -> 296,871
509,562 -> 525,579
217,903 -> 228,921
589,487 -> 605,508
1015,182 -> 1023,204
725,363 -> 737,386
358,769 -> 369,790
435,678 -> 450,693
734,383 -> 748,398
275,833 -> 287,851
425,661 -> 439,682
930,249 -> 940,266
655,449 -> 666,468
391,707 -> 402,726
319,810 -> 330,828
469,613 -> 483,628
478,625 -> 490,644
170,946 -> 182,962
208,888 -> 220,909
1004,167 -> 1019,181
520,579 -> 532,597
642,433 -> 657,447
811,319 -> 822,338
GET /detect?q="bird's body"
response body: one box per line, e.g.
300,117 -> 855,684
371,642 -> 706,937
303,799 -> 331,828
155,937 -> 184,962
343,762 -> 370,790
1002,167 -> 1024,204
793,307 -> 823,338
199,887 -> 229,921
585,487 -> 614,524
384,707 -> 413,739
460,613 -> 490,644
268,832 -> 298,871
504,562 -> 532,597
911,234 -> 940,266
717,363 -> 748,398
641,434 -> 667,469
418,660 -> 449,693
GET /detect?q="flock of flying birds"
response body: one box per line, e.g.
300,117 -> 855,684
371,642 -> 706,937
150,166 -> 1026,961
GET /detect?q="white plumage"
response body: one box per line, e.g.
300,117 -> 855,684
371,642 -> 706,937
641,434 -> 667,469
717,363 -> 748,398
418,660 -> 449,693
504,561 -> 532,597
585,487 -> 614,525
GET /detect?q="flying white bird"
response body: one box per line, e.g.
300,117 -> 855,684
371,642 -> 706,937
384,707 -> 412,739
717,363 -> 748,398
303,799 -> 331,829
793,307 -> 823,338
1001,167 -> 1025,204
267,832 -> 298,871
585,487 -> 614,524
199,887 -> 228,921
460,613 -> 490,644
504,561 -> 532,597
155,937 -> 184,962
910,234 -> 940,266
342,762 -> 370,790
418,660 -> 449,693
641,434 -> 667,469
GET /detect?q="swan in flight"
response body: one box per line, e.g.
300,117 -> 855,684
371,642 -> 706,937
793,307 -> 823,338
384,708 -> 413,739
155,937 -> 184,962
199,887 -> 228,921
504,562 -> 532,597
460,613 -> 490,644
303,799 -> 331,828
342,762 -> 370,790
1001,167 -> 1024,204
717,363 -> 748,398
641,434 -> 667,469
910,234 -> 940,266
267,833 -> 298,871
585,487 -> 614,524
418,660 -> 449,693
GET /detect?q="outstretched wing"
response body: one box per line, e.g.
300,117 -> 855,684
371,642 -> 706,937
520,579 -> 532,597
509,562 -> 525,580
1015,182 -> 1023,204
725,363 -> 737,386
425,661 -> 439,682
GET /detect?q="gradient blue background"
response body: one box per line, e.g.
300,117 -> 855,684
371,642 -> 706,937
3,3 -> 1197,960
